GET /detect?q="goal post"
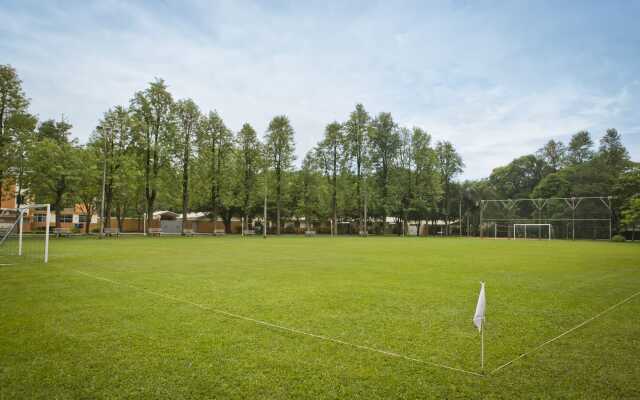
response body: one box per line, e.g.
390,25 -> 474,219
513,223 -> 552,240
0,204 -> 51,263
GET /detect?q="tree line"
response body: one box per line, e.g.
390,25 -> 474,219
1,64 -> 638,236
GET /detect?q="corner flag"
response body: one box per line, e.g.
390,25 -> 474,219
473,282 -> 486,331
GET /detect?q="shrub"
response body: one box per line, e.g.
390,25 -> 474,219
611,234 -> 625,242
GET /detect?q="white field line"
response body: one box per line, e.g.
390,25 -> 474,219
72,269 -> 483,377
491,289 -> 640,375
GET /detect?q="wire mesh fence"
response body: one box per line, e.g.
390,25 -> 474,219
480,197 -> 612,240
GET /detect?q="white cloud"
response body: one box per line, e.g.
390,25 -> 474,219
2,1 -> 638,179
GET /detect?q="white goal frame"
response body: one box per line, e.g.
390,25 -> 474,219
513,223 -> 551,240
0,204 -> 51,263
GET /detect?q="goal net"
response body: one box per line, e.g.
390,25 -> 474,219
480,197 -> 612,240
0,204 -> 50,263
514,224 -> 551,240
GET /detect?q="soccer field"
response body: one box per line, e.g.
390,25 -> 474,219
1,237 -> 639,399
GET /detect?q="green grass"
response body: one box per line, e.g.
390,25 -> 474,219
1,236 -> 639,399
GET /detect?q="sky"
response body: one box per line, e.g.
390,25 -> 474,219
1,0 -> 639,179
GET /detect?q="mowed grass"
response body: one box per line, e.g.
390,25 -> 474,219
1,236 -> 639,399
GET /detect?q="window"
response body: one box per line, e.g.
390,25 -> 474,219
78,214 -> 88,223
58,214 -> 73,223
33,214 -> 47,223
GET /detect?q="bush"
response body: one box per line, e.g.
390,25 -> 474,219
611,234 -> 626,242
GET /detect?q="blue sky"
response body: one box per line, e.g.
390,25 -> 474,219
2,0 -> 638,179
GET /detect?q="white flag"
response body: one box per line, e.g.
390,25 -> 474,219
473,282 -> 485,332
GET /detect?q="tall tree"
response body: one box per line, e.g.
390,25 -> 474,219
93,106 -> 133,228
0,65 -> 30,203
75,146 -> 101,234
315,122 -> 344,235
567,131 -> 593,165
6,112 -> 37,206
294,152 -> 327,231
130,79 -> 173,230
28,119 -> 79,228
368,112 -> 400,233
265,115 -> 295,235
196,111 -> 234,232
394,127 -> 414,234
173,99 -> 200,234
537,139 -> 566,172
236,123 -> 262,225
435,141 -> 464,235
410,127 -> 439,235
344,104 -> 370,232
598,128 -> 629,170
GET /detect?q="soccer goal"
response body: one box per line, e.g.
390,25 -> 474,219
0,204 -> 51,263
514,223 -> 551,240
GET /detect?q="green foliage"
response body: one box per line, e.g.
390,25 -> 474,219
531,173 -> 571,198
490,155 -> 547,199
266,115 -> 296,234
26,135 -> 81,226
536,139 -> 566,172
611,234 -> 626,242
567,130 -> 594,165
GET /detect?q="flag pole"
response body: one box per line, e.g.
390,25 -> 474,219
481,319 -> 484,373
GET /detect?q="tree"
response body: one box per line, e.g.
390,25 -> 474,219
0,65 -> 30,202
368,112 -> 400,233
598,128 -> 629,170
236,123 -> 262,225
196,111 -> 234,232
315,122 -> 344,235
410,127 -> 439,236
173,99 -> 200,235
621,195 -> 640,241
27,120 -> 80,229
435,141 -> 464,235
75,146 -> 101,234
567,131 -> 593,165
489,155 -> 548,199
6,112 -> 37,206
531,173 -> 571,198
92,106 -> 133,228
393,127 -> 414,234
537,140 -> 566,172
130,79 -> 174,231
294,153 -> 327,231
344,104 -> 370,232
265,115 -> 295,235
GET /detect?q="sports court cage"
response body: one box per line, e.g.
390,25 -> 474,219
479,196 -> 613,240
